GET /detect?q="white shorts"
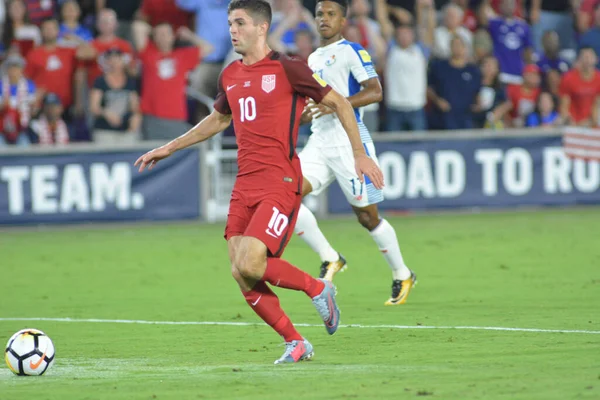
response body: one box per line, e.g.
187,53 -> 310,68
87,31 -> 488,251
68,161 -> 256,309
299,138 -> 384,208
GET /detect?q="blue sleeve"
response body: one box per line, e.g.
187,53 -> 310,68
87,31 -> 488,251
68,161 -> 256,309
487,19 -> 499,36
175,0 -> 201,11
27,80 -> 36,94
80,28 -> 94,42
346,41 -> 378,82
525,113 -> 539,127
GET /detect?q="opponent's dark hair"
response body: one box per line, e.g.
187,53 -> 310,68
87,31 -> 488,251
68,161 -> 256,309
228,0 -> 272,27
316,0 -> 348,16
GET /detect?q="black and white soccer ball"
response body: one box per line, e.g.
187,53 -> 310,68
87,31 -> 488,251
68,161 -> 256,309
5,329 -> 55,376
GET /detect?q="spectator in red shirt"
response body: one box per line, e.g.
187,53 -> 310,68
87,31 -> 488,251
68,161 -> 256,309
81,8 -> 134,87
132,20 -> 213,140
25,17 -> 88,115
507,64 -> 541,127
3,0 -> 42,58
559,47 -> 600,127
577,0 -> 600,33
138,0 -> 192,31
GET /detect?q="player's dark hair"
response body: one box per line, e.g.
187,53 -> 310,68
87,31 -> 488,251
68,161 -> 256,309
228,0 -> 272,27
317,0 -> 348,16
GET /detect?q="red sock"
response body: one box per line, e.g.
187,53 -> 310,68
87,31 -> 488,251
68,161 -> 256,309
263,258 -> 325,298
243,281 -> 302,342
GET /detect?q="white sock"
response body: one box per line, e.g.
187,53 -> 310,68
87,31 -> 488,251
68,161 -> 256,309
294,203 -> 339,262
369,219 -> 412,281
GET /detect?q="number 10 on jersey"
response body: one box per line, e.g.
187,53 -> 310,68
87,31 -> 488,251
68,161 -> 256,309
238,97 -> 256,122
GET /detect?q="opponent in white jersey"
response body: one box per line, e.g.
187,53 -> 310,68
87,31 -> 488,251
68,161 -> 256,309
294,0 -> 417,305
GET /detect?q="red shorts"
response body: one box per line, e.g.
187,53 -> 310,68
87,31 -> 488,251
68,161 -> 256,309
224,188 -> 302,258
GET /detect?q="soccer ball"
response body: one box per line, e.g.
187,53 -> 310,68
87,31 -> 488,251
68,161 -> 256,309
4,329 -> 55,376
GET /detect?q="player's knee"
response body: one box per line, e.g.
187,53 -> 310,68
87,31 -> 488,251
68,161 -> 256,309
234,239 -> 266,280
356,210 -> 380,231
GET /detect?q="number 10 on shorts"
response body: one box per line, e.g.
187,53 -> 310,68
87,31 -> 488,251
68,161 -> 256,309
266,207 -> 289,238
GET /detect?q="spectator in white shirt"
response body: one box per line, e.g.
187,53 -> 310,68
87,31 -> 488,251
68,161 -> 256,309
2,0 -> 41,58
432,3 -> 472,60
384,23 -> 429,131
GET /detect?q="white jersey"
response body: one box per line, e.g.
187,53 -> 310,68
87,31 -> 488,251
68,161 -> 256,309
307,39 -> 378,147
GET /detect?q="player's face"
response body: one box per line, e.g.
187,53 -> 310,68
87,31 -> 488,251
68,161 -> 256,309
316,2 -> 346,40
228,9 -> 266,55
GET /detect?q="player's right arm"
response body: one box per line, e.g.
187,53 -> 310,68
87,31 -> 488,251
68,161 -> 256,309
136,70 -> 233,172
135,110 -> 232,172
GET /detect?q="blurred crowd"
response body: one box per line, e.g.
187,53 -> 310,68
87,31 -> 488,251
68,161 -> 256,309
0,0 -> 598,147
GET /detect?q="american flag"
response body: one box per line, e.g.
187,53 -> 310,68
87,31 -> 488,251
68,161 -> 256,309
563,127 -> 600,161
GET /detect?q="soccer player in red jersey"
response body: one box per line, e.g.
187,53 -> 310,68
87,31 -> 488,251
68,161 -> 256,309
135,0 -> 384,364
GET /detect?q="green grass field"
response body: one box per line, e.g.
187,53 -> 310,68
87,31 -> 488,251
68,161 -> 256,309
1,209 -> 599,400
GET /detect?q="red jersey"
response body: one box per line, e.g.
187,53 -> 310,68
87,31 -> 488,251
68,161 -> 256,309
559,69 -> 600,123
507,84 -> 540,120
139,43 -> 200,120
25,46 -> 77,107
214,51 -> 332,193
85,38 -> 133,87
141,0 -> 192,30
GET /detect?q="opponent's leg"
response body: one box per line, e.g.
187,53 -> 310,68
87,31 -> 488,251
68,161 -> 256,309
296,140 -> 347,278
352,204 -> 417,305
294,178 -> 347,279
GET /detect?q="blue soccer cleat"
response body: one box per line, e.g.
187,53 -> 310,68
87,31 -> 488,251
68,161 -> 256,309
311,279 -> 341,335
274,339 -> 314,364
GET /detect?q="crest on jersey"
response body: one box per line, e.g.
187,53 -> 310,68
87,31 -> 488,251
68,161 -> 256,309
261,74 -> 276,93
325,55 -> 336,67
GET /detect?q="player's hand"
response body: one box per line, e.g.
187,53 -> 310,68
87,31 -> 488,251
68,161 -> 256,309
354,153 -> 384,189
305,99 -> 334,120
134,145 -> 174,172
